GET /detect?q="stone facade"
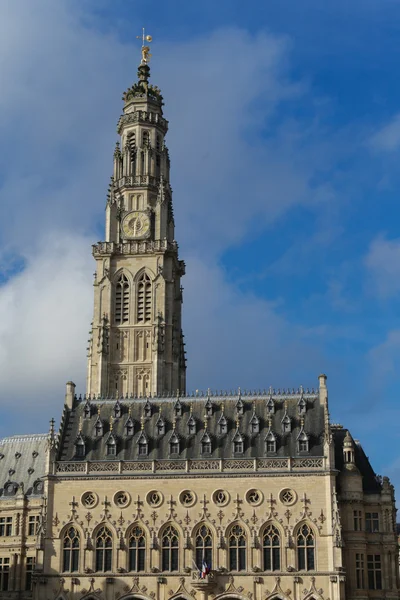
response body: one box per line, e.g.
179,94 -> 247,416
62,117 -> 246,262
0,55 -> 398,600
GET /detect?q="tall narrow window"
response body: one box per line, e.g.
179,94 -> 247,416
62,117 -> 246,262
28,515 -> 40,536
353,510 -> 362,531
137,273 -> 152,323
297,524 -> 315,571
229,525 -> 246,571
0,558 -> 9,592
367,554 -> 382,590
128,526 -> 146,572
25,557 -> 35,591
115,274 -> 129,324
195,525 -> 213,570
263,524 -> 281,571
161,525 -> 179,572
95,527 -> 113,572
0,517 -> 12,536
142,131 -> 150,146
356,553 -> 364,589
63,526 -> 80,573
365,512 -> 379,533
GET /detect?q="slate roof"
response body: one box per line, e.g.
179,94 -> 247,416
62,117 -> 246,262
332,427 -> 382,494
57,391 -> 325,462
0,434 -> 48,498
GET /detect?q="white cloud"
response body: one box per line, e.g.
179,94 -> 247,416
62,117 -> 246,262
365,235 -> 400,297
369,113 -> 400,152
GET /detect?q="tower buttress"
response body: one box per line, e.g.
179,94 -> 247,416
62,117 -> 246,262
87,53 -> 186,398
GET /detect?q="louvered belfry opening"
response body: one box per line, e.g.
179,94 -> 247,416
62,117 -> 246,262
137,273 -> 151,323
115,274 -> 130,324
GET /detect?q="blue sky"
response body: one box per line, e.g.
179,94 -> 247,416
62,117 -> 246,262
1,0 -> 400,491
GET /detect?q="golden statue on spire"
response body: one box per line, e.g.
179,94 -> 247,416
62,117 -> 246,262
137,27 -> 153,64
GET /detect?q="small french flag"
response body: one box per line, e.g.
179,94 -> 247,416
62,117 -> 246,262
200,560 -> 210,579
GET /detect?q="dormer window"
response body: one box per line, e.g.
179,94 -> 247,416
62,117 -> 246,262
218,414 -> 227,435
156,416 -> 165,436
298,397 -> 306,415
75,435 -> 85,458
125,417 -> 134,437
234,440 -> 243,454
266,397 -> 275,414
282,414 -> 291,434
265,431 -> 276,454
144,399 -> 152,418
174,399 -> 182,417
297,431 -> 309,453
137,432 -> 148,457
187,415 -> 196,435
236,398 -> 244,416
94,417 -> 103,437
201,432 -> 212,454
106,435 -> 117,456
250,414 -> 260,434
169,433 -> 180,456
83,400 -> 91,419
113,400 -> 122,419
205,398 -> 213,416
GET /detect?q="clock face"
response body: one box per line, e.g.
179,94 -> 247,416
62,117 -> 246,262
122,211 -> 150,240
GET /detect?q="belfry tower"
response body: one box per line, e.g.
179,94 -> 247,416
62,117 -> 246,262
87,42 -> 186,398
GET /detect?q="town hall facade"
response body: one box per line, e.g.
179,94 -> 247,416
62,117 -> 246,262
0,45 -> 398,600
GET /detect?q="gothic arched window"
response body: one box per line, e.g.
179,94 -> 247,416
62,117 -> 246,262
161,525 -> 179,572
262,524 -> 281,571
63,526 -> 80,572
115,274 -> 129,324
137,273 -> 152,323
128,526 -> 146,572
95,526 -> 113,572
229,525 -> 246,571
297,524 -> 315,571
195,525 -> 212,570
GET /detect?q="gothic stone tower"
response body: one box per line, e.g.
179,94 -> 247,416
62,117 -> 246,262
87,62 -> 186,398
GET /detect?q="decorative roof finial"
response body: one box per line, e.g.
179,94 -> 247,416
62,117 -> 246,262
78,417 -> 83,433
236,417 -> 240,430
110,415 -> 114,431
141,414 -> 145,430
136,27 -> 153,65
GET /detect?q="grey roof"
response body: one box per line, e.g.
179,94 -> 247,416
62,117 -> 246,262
0,434 -> 48,498
332,427 -> 382,494
58,391 -> 325,462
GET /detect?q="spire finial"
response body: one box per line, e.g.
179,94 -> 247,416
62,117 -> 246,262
136,27 -> 153,65
141,414 -> 145,430
110,415 -> 114,431
78,417 -> 83,433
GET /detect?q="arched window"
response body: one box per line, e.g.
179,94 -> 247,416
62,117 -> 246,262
137,273 -> 152,323
263,524 -> 280,571
142,131 -> 150,146
297,524 -> 315,571
95,526 -> 113,572
63,526 -> 80,572
229,525 -> 246,571
161,525 -> 179,572
128,526 -> 146,572
195,525 -> 212,570
115,274 -> 129,324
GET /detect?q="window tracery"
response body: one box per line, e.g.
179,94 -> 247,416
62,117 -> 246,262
161,525 -> 179,572
195,525 -> 212,569
128,526 -> 146,572
262,524 -> 281,571
297,524 -> 315,571
95,526 -> 113,572
63,527 -> 80,572
229,524 -> 246,571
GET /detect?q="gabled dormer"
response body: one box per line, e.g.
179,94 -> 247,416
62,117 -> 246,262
218,406 -> 228,435
281,402 -> 291,433
137,429 -> 149,457
105,431 -> 117,456
187,407 -> 196,435
169,431 -> 180,456
200,430 -> 212,454
204,397 -> 213,416
93,414 -> 103,437
266,395 -> 275,414
249,403 -> 260,434
297,394 -> 307,415
74,432 -> 86,459
113,399 -> 122,419
236,397 -> 244,416
124,412 -> 135,437
297,418 -> 309,453
232,420 -> 244,454
174,398 -> 183,417
143,398 -> 152,418
83,399 -> 91,419
156,411 -> 165,436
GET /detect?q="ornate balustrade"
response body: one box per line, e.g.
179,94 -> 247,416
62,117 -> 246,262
92,239 -> 177,257
55,456 -> 325,476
